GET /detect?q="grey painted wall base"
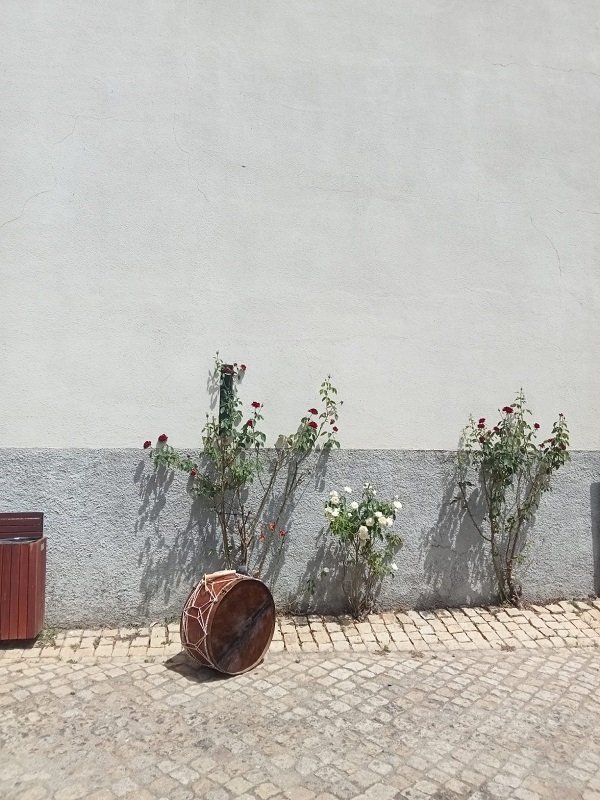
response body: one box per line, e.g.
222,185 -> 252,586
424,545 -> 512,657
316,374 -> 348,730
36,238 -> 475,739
0,449 -> 598,627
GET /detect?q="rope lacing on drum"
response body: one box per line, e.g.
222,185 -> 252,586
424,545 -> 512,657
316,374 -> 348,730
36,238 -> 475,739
181,577 -> 220,653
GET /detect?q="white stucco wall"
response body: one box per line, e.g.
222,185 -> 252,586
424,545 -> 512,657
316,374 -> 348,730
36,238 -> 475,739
1,1 -> 599,450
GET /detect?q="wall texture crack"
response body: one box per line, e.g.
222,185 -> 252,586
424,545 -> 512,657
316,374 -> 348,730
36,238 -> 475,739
0,189 -> 53,231
530,216 -> 563,277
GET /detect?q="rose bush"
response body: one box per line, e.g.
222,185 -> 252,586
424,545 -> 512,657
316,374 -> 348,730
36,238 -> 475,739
455,390 -> 569,605
145,354 -> 342,577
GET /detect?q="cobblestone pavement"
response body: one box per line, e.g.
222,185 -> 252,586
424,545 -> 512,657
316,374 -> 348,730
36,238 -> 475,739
2,600 -> 600,664
2,645 -> 600,800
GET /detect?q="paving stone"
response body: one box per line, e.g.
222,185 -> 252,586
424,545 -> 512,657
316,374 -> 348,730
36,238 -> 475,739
3,602 -> 600,795
3,646 -> 599,798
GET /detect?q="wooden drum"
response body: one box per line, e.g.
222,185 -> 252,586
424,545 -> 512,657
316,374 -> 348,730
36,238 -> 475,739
180,570 -> 276,675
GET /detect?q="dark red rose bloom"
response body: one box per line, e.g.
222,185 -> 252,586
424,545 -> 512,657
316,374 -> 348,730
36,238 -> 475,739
502,406 -> 513,414
308,420 -> 318,429
332,426 -> 338,432
240,364 -> 247,371
477,422 -> 485,429
190,468 -> 197,477
143,440 -> 151,449
280,530 -> 287,538
158,433 -> 168,443
479,436 -> 485,443
246,419 -> 253,427
222,365 -> 234,375
251,401 -> 261,408
308,408 -> 318,415
493,426 -> 500,434
478,418 -> 485,424
534,423 -> 540,429
540,443 -> 545,449
330,419 -> 335,424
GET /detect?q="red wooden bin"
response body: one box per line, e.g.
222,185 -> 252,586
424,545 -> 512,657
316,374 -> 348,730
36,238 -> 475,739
0,513 -> 46,641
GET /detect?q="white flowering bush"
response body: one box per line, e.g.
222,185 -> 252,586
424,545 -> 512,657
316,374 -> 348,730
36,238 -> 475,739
324,483 -> 403,619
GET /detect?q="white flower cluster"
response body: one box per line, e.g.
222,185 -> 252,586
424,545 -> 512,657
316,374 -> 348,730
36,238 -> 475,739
324,485 -> 403,544
325,489 -> 341,518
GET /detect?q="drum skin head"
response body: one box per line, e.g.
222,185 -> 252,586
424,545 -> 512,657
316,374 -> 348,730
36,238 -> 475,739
208,579 -> 275,674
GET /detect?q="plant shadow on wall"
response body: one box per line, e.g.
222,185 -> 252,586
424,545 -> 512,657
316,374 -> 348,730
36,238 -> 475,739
421,457 -> 494,608
280,513 -> 337,615
258,448 -> 333,595
134,460 -> 220,618
138,354 -> 342,612
425,391 -> 569,608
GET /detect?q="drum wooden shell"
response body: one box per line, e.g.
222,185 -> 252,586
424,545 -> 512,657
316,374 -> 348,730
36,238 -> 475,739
181,571 -> 276,675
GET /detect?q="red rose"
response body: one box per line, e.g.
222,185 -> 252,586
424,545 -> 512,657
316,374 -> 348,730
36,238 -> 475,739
534,423 -> 540,429
479,436 -> 485,443
246,419 -> 253,427
158,433 -> 168,443
502,406 -> 513,414
330,419 -> 335,424
477,423 -> 485,429
308,420 -> 318,429
493,426 -> 500,434
308,408 -> 318,415
332,426 -> 338,432
540,443 -> 545,449
478,418 -> 485,424
251,401 -> 261,408
280,530 -> 287,538
190,468 -> 197,477
143,440 -> 151,449
240,364 -> 247,371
